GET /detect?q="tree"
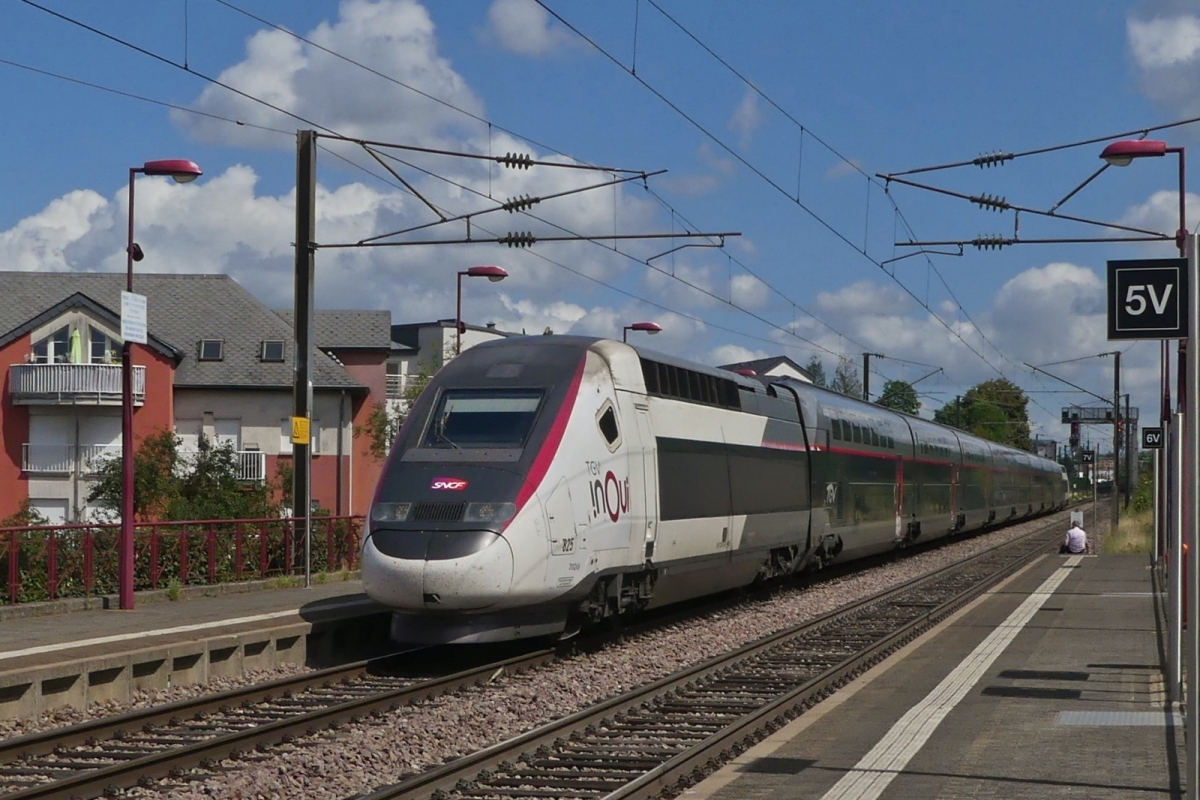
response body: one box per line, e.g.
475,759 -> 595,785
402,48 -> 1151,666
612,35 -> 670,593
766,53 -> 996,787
356,371 -> 434,462
876,380 -> 919,415
88,430 -> 276,521
932,378 -> 1032,450
830,356 -> 862,398
803,355 -> 827,388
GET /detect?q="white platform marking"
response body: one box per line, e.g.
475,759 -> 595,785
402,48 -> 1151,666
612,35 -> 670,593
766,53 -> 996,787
820,555 -> 1082,800
0,597 -> 376,663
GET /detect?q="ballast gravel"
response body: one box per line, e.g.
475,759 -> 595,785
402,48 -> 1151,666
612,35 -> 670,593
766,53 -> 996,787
0,663 -> 315,742
117,513 -> 1073,800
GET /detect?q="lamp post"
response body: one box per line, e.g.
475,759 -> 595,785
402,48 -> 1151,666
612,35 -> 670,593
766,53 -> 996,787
1101,139 -> 1192,796
456,265 -> 507,356
120,159 -> 202,611
623,321 -> 663,343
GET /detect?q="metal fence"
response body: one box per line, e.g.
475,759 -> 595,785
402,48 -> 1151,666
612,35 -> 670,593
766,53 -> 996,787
0,515 -> 363,604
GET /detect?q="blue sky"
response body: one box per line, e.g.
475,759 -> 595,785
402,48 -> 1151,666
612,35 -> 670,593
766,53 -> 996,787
2,0 -> 1196,448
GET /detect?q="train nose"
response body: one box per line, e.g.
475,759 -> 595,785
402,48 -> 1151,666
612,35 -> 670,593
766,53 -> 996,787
362,529 -> 514,610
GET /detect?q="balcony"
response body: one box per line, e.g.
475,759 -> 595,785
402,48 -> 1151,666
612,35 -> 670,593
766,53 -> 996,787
21,444 -> 265,484
10,364 -> 145,406
386,374 -> 408,399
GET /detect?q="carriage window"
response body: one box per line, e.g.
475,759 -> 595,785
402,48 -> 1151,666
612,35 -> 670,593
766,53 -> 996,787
871,430 -> 880,447
424,390 -> 544,449
852,424 -> 863,444
831,420 -> 842,440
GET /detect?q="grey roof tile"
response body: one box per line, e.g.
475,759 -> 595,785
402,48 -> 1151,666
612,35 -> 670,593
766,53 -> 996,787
275,310 -> 391,349
0,272 -> 363,390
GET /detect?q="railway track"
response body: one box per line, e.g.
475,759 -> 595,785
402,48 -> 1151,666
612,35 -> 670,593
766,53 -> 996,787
0,648 -> 556,800
356,518 -> 1066,800
0,510 -> 1076,800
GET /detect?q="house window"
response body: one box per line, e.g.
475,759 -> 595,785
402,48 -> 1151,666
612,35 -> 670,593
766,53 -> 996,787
90,328 -> 119,364
198,339 -> 224,361
261,340 -> 285,362
32,326 -> 70,364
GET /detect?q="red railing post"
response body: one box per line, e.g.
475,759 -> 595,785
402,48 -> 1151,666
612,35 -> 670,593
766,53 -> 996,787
259,521 -> 268,580
150,525 -> 160,589
47,529 -> 58,600
179,527 -> 189,585
84,527 -> 94,597
207,522 -> 216,584
348,517 -> 359,570
326,517 -> 334,572
235,522 -> 244,581
284,520 -> 293,576
8,531 -> 17,604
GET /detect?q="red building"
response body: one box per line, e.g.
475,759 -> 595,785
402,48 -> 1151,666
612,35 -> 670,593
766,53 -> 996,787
0,272 -> 390,523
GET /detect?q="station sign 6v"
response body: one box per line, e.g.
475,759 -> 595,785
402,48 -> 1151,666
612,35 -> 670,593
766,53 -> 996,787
1107,257 -> 1188,340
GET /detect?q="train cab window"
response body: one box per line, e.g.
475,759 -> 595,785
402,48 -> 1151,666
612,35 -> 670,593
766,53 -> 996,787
596,400 -> 621,451
424,389 -> 544,449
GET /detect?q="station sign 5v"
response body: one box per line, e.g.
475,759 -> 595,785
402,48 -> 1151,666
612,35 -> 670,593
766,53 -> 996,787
1107,257 -> 1188,340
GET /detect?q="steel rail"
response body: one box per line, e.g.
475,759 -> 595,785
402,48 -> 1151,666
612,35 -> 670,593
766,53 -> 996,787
0,649 -> 556,800
357,514 -> 1068,800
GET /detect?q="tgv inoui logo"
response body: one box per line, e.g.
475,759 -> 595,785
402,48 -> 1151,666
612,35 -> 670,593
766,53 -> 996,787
431,477 -> 468,491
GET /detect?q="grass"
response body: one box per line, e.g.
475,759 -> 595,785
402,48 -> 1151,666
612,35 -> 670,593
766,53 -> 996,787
1102,508 -> 1154,554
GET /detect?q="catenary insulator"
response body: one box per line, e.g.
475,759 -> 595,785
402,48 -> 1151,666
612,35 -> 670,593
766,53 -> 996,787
498,152 -> 533,170
973,151 -> 1014,168
500,231 -> 537,248
502,195 -> 539,213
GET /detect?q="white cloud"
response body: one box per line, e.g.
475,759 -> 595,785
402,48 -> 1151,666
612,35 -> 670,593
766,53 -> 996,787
729,87 -> 763,147
175,0 -> 484,148
486,0 -> 574,56
659,143 -> 737,197
0,190 -> 108,272
1127,6 -> 1200,115
710,344 -> 764,366
1128,15 -> 1200,69
731,273 -> 770,309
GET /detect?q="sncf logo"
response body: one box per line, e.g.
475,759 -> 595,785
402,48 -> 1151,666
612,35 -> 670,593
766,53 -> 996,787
431,477 -> 468,491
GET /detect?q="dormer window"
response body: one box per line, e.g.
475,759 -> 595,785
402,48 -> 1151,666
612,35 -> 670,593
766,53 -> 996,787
32,326 -> 70,364
261,340 -> 285,362
198,339 -> 224,361
90,328 -> 119,364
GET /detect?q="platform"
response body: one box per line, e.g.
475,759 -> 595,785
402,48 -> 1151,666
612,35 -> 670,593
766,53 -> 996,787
0,580 -> 392,720
686,553 -> 1181,799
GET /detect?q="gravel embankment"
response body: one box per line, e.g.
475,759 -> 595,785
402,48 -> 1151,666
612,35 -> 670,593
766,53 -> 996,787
0,664 -> 315,742
123,513 -> 1069,800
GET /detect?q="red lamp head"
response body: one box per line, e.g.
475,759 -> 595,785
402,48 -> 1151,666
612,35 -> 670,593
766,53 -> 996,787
628,321 -> 662,334
467,265 -> 508,282
1100,140 -> 1167,167
142,159 -> 203,183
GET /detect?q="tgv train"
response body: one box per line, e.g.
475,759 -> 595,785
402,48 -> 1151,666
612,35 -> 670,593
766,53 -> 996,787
363,337 -> 1068,643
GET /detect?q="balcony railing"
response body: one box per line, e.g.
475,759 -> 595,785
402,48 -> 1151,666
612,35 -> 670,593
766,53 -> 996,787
21,444 -> 74,474
177,449 -> 267,483
386,374 -> 408,399
21,445 -> 265,483
10,364 -> 145,406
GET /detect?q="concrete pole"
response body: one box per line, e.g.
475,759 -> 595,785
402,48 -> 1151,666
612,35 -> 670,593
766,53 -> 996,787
862,353 -> 871,402
1171,412 -> 1184,703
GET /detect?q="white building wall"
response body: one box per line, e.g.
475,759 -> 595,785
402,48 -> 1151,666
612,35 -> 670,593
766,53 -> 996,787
172,389 -> 352,458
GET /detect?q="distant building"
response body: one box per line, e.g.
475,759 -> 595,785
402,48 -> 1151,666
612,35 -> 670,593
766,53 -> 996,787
0,272 -> 388,524
717,355 -> 814,383
386,319 -> 515,407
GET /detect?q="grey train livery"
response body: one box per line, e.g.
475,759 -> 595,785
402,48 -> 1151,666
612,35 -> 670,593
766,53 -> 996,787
362,337 -> 1068,643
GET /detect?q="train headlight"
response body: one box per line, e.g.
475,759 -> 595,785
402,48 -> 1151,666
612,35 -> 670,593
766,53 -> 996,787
371,502 -> 412,522
463,502 -> 517,524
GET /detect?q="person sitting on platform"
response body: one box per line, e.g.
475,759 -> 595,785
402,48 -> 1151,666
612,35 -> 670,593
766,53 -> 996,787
1060,521 -> 1089,554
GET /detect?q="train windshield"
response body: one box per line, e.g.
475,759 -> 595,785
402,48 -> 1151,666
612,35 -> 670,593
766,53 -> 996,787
423,389 -> 545,449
